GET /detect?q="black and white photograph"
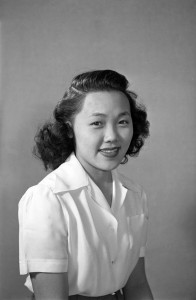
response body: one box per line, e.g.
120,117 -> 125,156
0,1 -> 196,299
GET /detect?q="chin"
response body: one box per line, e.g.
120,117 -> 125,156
98,160 -> 120,171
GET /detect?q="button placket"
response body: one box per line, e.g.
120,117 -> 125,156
107,221 -> 118,264
87,179 -> 119,264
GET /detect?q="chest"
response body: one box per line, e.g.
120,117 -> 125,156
58,188 -> 145,249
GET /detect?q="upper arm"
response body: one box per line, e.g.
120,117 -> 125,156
125,257 -> 148,289
19,184 -> 68,275
30,272 -> 69,300
123,258 -> 153,299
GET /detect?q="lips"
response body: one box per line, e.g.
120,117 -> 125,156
99,147 -> 120,158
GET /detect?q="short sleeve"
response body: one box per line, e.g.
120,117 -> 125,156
139,189 -> 149,257
18,184 -> 68,275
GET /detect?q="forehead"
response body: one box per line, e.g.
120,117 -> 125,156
81,91 -> 130,114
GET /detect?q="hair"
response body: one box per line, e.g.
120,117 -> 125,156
33,69 -> 150,170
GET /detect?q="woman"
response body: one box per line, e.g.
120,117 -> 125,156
19,69 -> 153,299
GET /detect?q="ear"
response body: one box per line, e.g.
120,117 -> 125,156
66,121 -> 74,138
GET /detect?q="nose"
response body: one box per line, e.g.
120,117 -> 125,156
104,124 -> 118,143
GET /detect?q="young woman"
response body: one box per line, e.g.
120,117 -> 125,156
19,70 -> 153,299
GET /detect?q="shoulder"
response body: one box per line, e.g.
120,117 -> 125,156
118,172 -> 144,196
117,171 -> 148,216
19,161 -> 67,204
18,183 -> 66,232
18,170 -> 61,214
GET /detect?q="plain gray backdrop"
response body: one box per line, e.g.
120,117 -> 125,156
0,0 -> 196,299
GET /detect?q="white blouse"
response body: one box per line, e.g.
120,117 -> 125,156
18,153 -> 149,297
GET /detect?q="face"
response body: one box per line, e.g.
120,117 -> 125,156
72,91 -> 133,178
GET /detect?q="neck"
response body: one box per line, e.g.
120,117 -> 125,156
75,155 -> 112,187
86,167 -> 112,188
86,168 -> 113,207
75,155 -> 113,206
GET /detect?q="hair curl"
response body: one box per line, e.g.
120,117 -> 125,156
33,69 -> 150,170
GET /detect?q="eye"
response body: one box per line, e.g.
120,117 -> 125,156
90,121 -> 103,127
119,119 -> 129,125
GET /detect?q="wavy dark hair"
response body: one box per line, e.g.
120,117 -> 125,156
33,69 -> 150,170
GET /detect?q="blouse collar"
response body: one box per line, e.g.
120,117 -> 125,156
52,152 -> 138,194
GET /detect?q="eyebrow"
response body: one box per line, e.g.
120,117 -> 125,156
89,112 -> 131,117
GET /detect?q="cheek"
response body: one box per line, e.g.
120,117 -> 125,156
74,127 -> 100,149
74,133 -> 88,148
127,124 -> 134,141
73,128 -> 85,149
120,128 -> 133,143
129,130 -> 134,142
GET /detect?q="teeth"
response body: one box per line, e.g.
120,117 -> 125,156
101,149 -> 118,153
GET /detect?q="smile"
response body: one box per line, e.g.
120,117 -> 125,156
99,147 -> 120,157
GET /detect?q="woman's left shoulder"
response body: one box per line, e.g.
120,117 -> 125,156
118,171 -> 145,196
118,172 -> 148,216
